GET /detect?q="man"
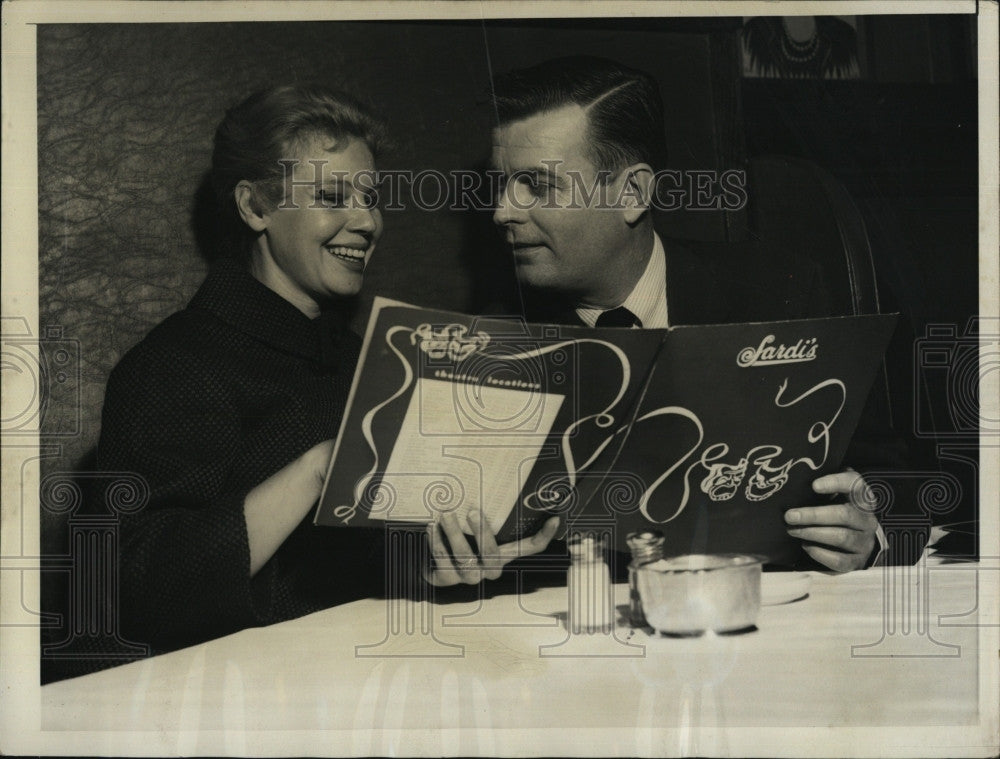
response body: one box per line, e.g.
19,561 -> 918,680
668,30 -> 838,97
485,55 -> 884,573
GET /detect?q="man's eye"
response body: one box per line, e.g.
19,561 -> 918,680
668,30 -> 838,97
515,176 -> 545,196
529,180 -> 552,198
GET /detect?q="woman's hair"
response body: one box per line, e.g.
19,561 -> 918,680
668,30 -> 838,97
211,85 -> 386,259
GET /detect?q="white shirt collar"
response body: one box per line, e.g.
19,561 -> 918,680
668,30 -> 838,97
575,233 -> 668,329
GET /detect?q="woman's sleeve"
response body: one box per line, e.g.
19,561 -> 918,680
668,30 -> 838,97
97,343 -> 269,651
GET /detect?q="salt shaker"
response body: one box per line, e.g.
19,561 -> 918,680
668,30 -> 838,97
626,529 -> 665,627
567,532 -> 612,634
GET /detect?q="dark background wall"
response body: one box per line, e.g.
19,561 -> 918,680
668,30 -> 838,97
36,17 -> 979,553
740,15 -> 979,553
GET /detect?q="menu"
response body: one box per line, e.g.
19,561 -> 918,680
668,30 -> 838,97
315,298 -> 896,565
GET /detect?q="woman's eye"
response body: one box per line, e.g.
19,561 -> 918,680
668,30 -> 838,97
317,190 -> 346,207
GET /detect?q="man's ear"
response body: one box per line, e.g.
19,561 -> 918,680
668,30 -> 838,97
618,163 -> 655,225
234,181 -> 269,233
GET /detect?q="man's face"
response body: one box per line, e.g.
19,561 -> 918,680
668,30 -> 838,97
491,105 -> 631,307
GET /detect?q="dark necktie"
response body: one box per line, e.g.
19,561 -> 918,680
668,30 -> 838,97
595,306 -> 640,328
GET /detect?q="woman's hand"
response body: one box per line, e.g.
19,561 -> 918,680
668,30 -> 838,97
423,510 -> 560,587
243,440 -> 334,576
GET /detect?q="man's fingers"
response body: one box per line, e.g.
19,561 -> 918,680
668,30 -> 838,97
812,470 -> 862,495
802,543 -> 866,573
785,503 -> 875,530
812,470 -> 878,512
787,525 -> 868,553
497,516 -> 560,564
787,502 -> 877,573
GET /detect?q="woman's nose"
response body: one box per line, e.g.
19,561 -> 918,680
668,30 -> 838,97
347,204 -> 380,238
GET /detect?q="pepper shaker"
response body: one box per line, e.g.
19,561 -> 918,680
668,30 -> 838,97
626,530 -> 665,627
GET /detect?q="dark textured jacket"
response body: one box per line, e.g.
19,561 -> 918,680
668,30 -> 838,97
96,259 -> 385,654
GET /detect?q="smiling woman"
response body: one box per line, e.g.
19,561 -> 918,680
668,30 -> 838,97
84,86 -> 393,666
69,84 -> 557,678
239,133 -> 382,315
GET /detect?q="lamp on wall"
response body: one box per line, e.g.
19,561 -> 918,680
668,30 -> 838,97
742,16 -> 859,79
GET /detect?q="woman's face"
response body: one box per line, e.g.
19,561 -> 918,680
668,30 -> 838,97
251,132 -> 382,317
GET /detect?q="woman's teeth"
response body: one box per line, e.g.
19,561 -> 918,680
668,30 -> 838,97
327,246 -> 366,262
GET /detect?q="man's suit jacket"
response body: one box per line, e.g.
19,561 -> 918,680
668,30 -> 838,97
517,235 -> 834,328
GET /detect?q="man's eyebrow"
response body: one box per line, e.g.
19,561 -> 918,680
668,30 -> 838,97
491,165 -> 562,183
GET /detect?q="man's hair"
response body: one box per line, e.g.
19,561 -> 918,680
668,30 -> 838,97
491,56 -> 666,173
211,85 -> 385,259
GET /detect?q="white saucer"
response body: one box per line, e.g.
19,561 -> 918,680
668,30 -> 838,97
761,572 -> 811,605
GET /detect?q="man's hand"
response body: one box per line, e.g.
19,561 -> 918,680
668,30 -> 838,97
423,509 -> 560,587
784,470 -> 880,573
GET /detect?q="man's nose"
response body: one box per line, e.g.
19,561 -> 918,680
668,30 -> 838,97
493,182 -> 521,226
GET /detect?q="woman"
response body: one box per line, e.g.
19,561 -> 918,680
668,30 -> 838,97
96,86 -> 390,653
98,85 -> 557,656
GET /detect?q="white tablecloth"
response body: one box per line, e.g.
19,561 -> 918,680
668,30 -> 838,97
38,560 -> 994,756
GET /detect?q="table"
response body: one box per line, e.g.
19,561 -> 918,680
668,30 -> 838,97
39,559 -> 995,756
